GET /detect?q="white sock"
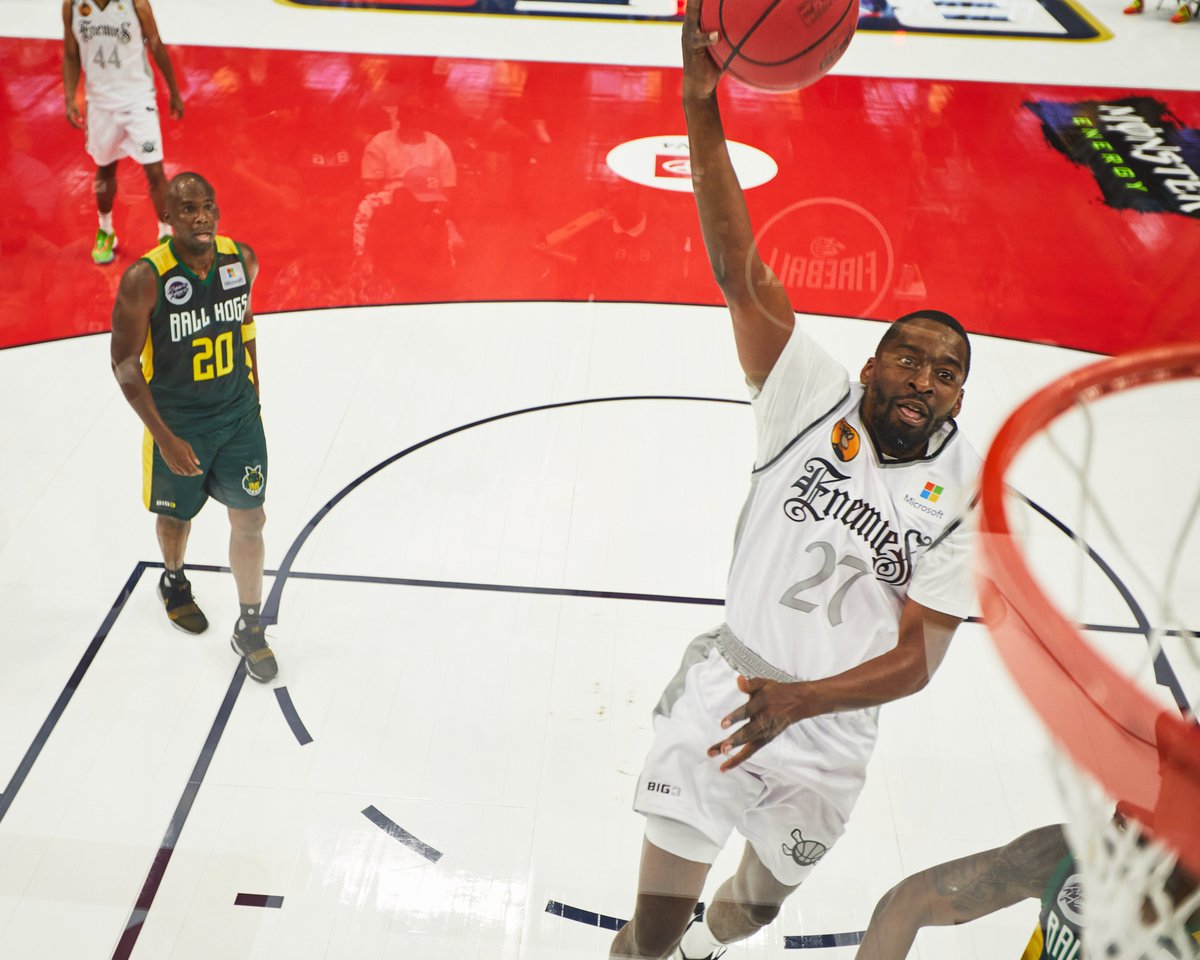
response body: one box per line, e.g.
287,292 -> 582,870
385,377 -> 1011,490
679,913 -> 724,958
158,221 -> 172,238
98,211 -> 114,233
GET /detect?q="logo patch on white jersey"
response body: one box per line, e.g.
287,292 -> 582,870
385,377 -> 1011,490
831,418 -> 860,462
164,277 -> 193,305
79,2 -> 92,15
220,262 -> 247,290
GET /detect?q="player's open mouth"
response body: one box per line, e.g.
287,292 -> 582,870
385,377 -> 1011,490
895,401 -> 928,425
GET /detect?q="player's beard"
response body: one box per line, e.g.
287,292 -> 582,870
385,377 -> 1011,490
865,399 -> 941,457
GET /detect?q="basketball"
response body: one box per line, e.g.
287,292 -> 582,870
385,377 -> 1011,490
700,0 -> 860,92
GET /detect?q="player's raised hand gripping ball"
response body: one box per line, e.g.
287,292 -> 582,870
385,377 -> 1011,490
699,0 -> 859,91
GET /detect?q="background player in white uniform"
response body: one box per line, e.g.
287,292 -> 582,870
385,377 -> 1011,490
62,0 -> 183,264
610,4 -> 980,959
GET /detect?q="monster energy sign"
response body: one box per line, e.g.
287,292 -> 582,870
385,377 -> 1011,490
1026,96 -> 1200,219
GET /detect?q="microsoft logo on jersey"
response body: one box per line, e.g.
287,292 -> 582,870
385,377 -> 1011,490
920,482 -> 944,503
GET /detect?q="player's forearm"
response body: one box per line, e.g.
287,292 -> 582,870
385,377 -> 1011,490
684,94 -> 758,296
795,642 -> 932,717
112,360 -> 174,442
149,42 -> 180,95
855,879 -> 929,960
63,56 -> 81,103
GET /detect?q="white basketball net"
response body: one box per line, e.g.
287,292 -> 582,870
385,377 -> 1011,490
1059,770 -> 1200,959
1005,370 -> 1200,960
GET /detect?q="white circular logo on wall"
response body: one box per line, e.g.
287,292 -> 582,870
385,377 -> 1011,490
606,136 -> 777,193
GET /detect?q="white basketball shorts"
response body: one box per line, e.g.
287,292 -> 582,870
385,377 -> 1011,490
632,629 -> 875,886
87,98 -> 164,167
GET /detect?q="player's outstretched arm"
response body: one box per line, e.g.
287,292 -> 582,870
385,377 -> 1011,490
111,262 -> 201,476
134,0 -> 184,119
682,0 -> 794,389
61,0 -> 84,129
240,243 -> 261,397
855,826 -> 1068,960
708,599 -> 962,771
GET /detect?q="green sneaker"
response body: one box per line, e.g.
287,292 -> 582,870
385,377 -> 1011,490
91,228 -> 117,265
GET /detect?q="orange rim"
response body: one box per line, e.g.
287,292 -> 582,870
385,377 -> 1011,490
976,342 -> 1200,874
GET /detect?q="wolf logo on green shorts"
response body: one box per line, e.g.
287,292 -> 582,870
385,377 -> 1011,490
242,464 -> 265,497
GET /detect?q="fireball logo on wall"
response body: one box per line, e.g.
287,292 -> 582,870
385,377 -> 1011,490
752,197 -> 894,323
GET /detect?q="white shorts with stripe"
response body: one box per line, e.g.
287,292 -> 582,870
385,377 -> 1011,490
632,626 -> 878,886
86,96 -> 164,167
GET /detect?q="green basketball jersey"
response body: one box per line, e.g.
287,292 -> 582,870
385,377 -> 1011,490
1021,855 -> 1084,960
1021,853 -> 1200,959
140,236 -> 258,432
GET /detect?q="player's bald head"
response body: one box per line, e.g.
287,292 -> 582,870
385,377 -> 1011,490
167,172 -> 216,204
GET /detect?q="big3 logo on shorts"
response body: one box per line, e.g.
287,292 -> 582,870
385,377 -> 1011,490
242,464 -> 265,497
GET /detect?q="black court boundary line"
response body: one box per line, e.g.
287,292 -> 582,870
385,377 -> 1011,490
362,805 -> 443,862
234,893 -> 285,908
274,687 -> 314,745
2,396 -> 1194,952
545,899 -> 865,948
114,664 -> 247,960
3,557 -> 1187,951
1016,491 -> 1194,718
0,561 -> 147,824
261,395 -> 749,626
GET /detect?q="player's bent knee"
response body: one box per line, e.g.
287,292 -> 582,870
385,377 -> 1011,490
739,898 -> 783,928
623,912 -> 690,958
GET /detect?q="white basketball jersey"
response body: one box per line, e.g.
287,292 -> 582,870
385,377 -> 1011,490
72,0 -> 155,111
725,328 -> 980,689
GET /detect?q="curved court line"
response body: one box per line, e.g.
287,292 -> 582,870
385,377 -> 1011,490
1015,489 -> 1193,718
362,805 -> 443,862
274,687 -> 314,745
261,395 -> 749,625
1,410 -> 1180,954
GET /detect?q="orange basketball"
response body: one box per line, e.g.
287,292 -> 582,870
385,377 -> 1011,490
700,0 -> 859,92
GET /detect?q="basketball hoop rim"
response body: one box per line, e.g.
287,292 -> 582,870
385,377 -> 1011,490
977,342 -> 1200,872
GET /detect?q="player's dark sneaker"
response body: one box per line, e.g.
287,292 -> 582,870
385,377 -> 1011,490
158,571 -> 209,634
92,228 -> 117,264
673,918 -> 726,960
230,616 -> 278,683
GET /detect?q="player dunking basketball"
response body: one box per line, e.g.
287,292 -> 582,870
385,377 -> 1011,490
609,3 -> 981,958
62,0 -> 184,264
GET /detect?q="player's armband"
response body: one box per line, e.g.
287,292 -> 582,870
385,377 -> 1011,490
241,320 -> 257,343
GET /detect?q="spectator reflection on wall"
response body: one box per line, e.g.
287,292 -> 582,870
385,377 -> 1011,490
353,88 -> 464,299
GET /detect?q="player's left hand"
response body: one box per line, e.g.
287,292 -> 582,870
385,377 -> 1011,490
708,675 -> 811,772
169,92 -> 184,120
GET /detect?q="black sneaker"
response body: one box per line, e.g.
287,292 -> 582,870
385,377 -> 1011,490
158,571 -> 209,634
230,616 -> 278,682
